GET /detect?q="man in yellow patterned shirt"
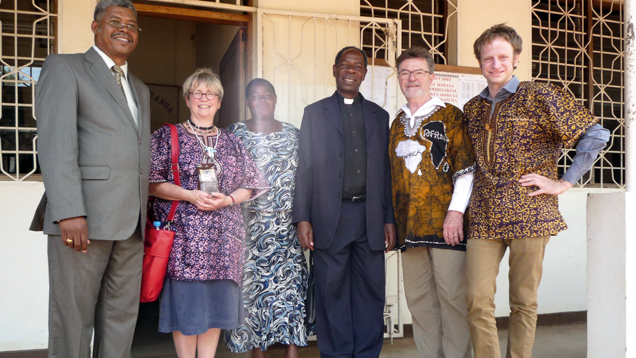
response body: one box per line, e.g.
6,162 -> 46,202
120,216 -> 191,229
464,24 -> 609,358
389,47 -> 476,358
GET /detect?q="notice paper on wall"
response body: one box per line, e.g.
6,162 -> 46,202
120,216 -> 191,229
430,72 -> 489,110
360,66 -> 488,114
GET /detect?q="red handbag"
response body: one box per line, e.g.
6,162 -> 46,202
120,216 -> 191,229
140,123 -> 180,303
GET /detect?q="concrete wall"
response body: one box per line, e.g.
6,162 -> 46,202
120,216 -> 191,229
57,0 -> 96,53
457,0 -> 533,81
0,182 -> 47,351
587,192 -> 633,357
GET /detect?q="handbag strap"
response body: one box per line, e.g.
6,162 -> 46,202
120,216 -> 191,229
165,123 -> 180,222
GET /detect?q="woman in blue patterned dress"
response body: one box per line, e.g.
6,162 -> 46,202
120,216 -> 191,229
224,79 -> 310,358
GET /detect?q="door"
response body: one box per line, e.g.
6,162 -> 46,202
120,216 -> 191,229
218,27 -> 246,128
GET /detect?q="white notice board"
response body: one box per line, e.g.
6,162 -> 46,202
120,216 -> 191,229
430,72 -> 488,110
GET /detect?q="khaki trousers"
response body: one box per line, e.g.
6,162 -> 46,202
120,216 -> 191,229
466,236 -> 550,358
402,246 -> 471,358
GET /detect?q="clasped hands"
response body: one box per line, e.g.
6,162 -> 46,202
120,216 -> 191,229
188,190 -> 233,211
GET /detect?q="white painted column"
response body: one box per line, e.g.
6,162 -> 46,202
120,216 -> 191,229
624,1 -> 636,356
627,0 -> 636,192
588,3 -> 635,357
587,193 -> 629,358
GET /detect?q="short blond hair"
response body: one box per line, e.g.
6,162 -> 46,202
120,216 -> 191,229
182,67 -> 224,101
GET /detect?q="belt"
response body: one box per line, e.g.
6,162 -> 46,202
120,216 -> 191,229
343,195 -> 366,203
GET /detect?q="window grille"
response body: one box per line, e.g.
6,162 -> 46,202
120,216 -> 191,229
531,0 -> 623,188
360,0 -> 457,65
0,0 -> 56,181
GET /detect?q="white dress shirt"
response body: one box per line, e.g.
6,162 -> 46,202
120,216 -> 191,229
93,45 -> 139,127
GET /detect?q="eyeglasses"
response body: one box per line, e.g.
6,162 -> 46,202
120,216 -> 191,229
190,91 -> 220,100
102,20 -> 141,33
398,69 -> 431,80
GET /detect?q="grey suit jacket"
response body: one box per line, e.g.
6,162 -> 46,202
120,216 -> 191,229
31,47 -> 151,241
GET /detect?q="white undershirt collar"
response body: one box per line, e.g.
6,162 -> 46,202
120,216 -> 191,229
92,45 -> 138,126
400,97 -> 446,127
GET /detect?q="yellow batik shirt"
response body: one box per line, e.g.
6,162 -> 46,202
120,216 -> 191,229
464,81 -> 598,240
389,104 -> 476,251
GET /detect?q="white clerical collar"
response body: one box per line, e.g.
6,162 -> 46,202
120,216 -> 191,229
344,98 -> 354,105
92,45 -> 129,80
400,97 -> 446,119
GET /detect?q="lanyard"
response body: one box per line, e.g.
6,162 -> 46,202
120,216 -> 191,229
188,120 -> 219,160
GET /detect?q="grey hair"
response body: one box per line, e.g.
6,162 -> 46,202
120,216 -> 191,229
183,68 -> 225,101
396,47 -> 436,74
94,0 -> 137,21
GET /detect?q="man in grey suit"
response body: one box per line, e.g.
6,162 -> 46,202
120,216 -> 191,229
32,0 -> 150,357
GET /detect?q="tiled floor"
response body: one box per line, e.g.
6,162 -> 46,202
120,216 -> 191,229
131,302 -> 587,358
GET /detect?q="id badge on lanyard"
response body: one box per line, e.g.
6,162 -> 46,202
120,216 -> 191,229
197,162 -> 219,193
192,125 -> 222,194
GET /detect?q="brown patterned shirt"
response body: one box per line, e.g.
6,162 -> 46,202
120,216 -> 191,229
389,104 -> 476,250
464,81 -> 598,240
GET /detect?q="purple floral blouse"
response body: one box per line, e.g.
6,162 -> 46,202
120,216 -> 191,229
150,124 -> 268,285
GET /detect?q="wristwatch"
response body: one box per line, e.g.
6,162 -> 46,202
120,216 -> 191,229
228,194 -> 235,207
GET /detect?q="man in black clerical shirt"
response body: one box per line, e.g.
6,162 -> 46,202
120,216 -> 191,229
338,91 -> 368,199
293,46 -> 396,358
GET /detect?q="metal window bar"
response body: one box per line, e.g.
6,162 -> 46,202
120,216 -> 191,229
0,0 -> 57,181
360,0 -> 457,65
256,9 -> 399,124
531,0 -> 624,188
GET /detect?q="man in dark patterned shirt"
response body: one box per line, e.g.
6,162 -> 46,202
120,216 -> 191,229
463,24 -> 609,358
389,47 -> 475,358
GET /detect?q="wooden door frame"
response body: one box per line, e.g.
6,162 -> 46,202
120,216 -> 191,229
133,3 -> 250,26
132,3 -> 254,83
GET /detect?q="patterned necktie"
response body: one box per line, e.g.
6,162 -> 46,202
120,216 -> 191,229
111,65 -> 126,98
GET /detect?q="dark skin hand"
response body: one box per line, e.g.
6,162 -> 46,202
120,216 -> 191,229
384,223 -> 396,252
298,221 -> 397,253
59,216 -> 90,253
297,221 -> 314,250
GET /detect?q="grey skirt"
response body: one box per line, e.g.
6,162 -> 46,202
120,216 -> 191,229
158,278 -> 245,335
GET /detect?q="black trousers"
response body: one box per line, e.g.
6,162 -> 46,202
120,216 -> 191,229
313,201 -> 386,358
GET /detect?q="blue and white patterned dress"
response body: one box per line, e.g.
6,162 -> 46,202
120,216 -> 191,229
224,121 -> 311,352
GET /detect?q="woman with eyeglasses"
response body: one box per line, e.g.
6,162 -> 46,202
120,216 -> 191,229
148,68 -> 267,358
224,78 -> 312,358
